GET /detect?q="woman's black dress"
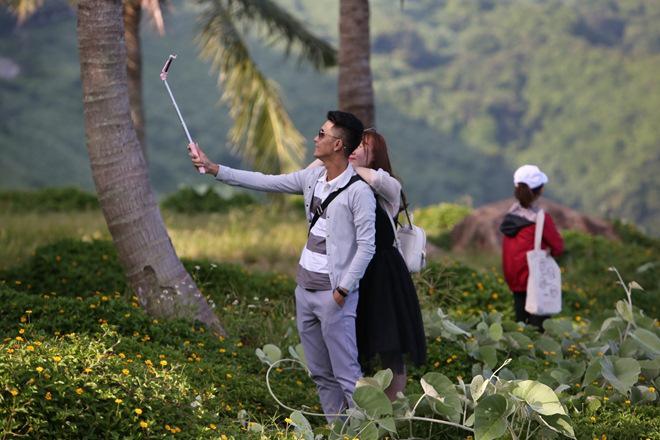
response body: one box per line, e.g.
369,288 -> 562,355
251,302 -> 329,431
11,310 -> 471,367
356,202 -> 427,374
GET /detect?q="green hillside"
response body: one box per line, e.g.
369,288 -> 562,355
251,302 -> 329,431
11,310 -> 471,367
0,0 -> 658,233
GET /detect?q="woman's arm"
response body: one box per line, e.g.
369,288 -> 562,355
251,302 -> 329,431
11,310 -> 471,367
354,167 -> 402,215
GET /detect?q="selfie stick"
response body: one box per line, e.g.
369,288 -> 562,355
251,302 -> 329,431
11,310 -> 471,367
160,54 -> 205,174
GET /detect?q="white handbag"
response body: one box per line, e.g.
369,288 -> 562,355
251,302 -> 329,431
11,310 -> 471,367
525,209 -> 562,315
390,203 -> 427,273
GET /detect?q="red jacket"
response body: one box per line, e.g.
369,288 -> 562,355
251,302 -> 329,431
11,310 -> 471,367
500,211 -> 564,292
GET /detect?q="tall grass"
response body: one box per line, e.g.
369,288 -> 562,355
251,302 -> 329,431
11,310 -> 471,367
0,206 -> 307,273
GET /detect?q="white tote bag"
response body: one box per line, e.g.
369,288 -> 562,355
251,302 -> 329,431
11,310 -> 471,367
389,203 -> 427,273
525,209 -> 562,315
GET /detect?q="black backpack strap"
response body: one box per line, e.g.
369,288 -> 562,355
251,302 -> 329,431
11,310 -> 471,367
308,174 -> 363,233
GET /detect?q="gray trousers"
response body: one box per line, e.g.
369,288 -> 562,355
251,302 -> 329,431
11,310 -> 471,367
295,285 -> 362,420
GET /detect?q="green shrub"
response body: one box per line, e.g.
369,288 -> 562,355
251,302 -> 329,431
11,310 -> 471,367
0,187 -> 99,212
160,185 -> 257,213
413,203 -> 472,248
561,231 -> 659,316
0,284 -> 318,439
0,239 -> 126,298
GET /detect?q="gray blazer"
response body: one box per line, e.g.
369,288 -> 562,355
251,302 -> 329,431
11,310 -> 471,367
216,164 -> 376,292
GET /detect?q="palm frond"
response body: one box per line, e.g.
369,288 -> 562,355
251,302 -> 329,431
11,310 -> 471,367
198,0 -> 336,69
6,0 -> 45,23
197,2 -> 305,174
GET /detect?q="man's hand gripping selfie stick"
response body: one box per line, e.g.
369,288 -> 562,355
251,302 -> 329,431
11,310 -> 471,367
160,54 -> 205,174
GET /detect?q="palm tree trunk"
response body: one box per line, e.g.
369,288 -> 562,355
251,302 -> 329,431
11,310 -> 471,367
123,0 -> 147,159
338,0 -> 374,127
77,0 -> 226,336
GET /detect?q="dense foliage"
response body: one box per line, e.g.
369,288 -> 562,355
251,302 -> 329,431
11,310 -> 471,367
1,219 -> 658,438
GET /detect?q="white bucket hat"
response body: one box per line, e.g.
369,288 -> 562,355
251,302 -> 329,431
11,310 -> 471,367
513,164 -> 548,189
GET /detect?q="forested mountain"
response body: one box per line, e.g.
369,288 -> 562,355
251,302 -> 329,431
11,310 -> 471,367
0,0 -> 658,233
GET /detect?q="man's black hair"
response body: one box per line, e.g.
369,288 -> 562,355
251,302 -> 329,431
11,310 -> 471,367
326,110 -> 364,157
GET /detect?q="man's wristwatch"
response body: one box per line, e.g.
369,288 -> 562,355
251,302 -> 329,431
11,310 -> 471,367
336,287 -> 348,298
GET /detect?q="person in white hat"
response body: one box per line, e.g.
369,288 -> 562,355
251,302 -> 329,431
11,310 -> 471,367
499,164 -> 564,329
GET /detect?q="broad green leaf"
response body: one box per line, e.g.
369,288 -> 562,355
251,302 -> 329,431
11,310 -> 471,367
465,412 -> 475,427
288,343 -> 306,366
535,336 -> 563,360
262,344 -> 281,362
356,377 -> 382,389
595,317 -> 623,341
289,411 -> 313,440
599,357 -> 641,395
289,410 -> 311,430
639,359 -> 660,378
616,300 -> 634,323
378,416 -> 397,433
470,375 -> 488,401
630,328 -> 660,358
506,332 -> 533,350
620,337 -> 639,358
539,414 -> 576,439
373,369 -> 394,390
582,359 -> 602,388
474,394 -> 508,440
421,378 -> 441,400
479,346 -> 498,368
543,318 -> 574,339
353,385 -> 393,418
422,372 -> 461,421
442,319 -> 472,337
585,397 -> 602,414
355,421 -> 378,440
488,322 -> 503,341
512,380 -> 566,416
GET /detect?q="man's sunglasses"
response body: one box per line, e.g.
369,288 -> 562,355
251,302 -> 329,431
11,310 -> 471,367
318,128 -> 341,140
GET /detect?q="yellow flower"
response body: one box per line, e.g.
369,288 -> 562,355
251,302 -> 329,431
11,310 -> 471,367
134,408 -> 143,415
160,360 -> 167,367
45,391 -> 52,400
75,388 -> 84,395
115,398 -> 123,404
590,416 -> 596,422
26,345 -> 35,351
219,348 -> 226,353
36,366 -> 44,373
144,360 -> 153,367
624,399 -> 631,405
209,423 -> 217,430
84,368 -> 92,373
15,336 -> 24,342
649,386 -> 656,393
139,420 -> 148,428
19,328 -> 25,334
220,435 -> 228,440
226,373 -> 232,379
285,418 -> 293,424
52,356 -> 62,363
122,369 -> 130,376
9,388 -> 19,396
119,352 -> 126,359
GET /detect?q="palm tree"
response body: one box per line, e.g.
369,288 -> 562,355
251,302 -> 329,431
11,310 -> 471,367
77,0 -> 226,335
195,0 -> 336,173
338,0 -> 374,127
10,0 -> 336,172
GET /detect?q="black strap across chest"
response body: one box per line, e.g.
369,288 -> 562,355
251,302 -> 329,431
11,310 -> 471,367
308,174 -> 363,233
